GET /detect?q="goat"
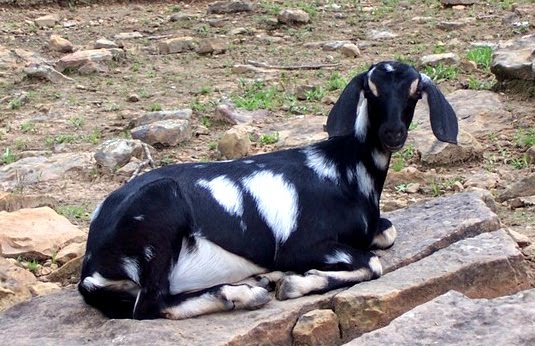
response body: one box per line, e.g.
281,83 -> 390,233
78,61 -> 458,320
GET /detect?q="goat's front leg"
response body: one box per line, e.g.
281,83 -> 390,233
369,217 -> 397,250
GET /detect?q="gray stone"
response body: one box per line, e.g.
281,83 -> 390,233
128,109 -> 192,128
527,145 -> 535,164
419,52 -> 459,67
340,43 -> 360,58
437,20 -> 470,31
345,289 -> 535,346
412,129 -> 483,165
491,34 -> 535,81
497,173 -> 535,202
55,49 -> 125,72
77,61 -> 108,75
295,85 -> 315,100
158,37 -> 197,54
278,9 -> 311,25
214,102 -> 268,125
94,139 -> 144,171
34,14 -> 59,28
94,38 -> 119,49
218,126 -> 251,159
113,32 -> 143,40
0,193 -> 57,212
335,229 -> 530,341
207,1 -> 254,14
292,309 -> 340,346
48,35 -> 74,53
368,30 -> 398,40
23,63 -> 74,83
196,38 -> 228,55
130,119 -> 191,147
0,257 -> 36,313
270,116 -> 327,149
440,0 -> 477,5
321,40 -> 352,51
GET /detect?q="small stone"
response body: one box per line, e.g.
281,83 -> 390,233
231,64 -> 267,74
405,183 -> 420,194
229,27 -> 248,35
94,38 -> 119,49
78,61 -> 108,75
114,157 -> 142,183
440,0 -> 476,5
218,126 -> 251,159
34,14 -> 59,28
158,37 -> 197,54
412,16 -> 434,23
29,282 -> 61,297
127,94 -> 140,102
295,85 -> 315,100
207,18 -> 226,27
437,21 -> 467,31
368,30 -> 398,40
215,102 -> 268,125
321,96 -> 336,105
23,63 -> 74,83
94,139 -> 145,172
113,32 -> 143,40
292,309 -> 340,346
131,119 -> 192,147
498,174 -> 535,202
340,43 -> 360,58
55,48 -> 125,72
54,242 -> 85,265
44,256 -> 83,286
129,109 -> 192,128
48,35 -> 73,53
527,146 -> 535,164
507,229 -> 531,248
419,52 -> 459,67
278,9 -> 311,25
207,1 -> 254,14
196,38 -> 228,55
460,59 -> 478,72
321,40 -> 352,51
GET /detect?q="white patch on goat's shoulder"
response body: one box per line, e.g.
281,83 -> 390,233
168,237 -> 265,294
356,163 -> 374,198
90,201 -> 103,223
372,149 -> 389,171
123,257 -> 140,285
303,147 -> 339,182
367,66 -> 376,78
144,246 -> 155,261
197,176 -> 244,217
194,164 -> 206,169
325,250 -> 352,265
354,91 -> 369,142
384,63 -> 395,72
242,171 -> 299,245
133,215 -> 144,221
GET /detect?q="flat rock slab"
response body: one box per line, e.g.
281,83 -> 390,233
345,288 -> 535,346
0,193 -> 506,345
334,229 -> 530,341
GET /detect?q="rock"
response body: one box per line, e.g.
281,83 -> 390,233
278,9 -> 311,25
0,193 -> 57,212
295,85 -> 315,100
34,14 -> 59,28
340,43 -> 360,58
207,1 -> 254,14
368,30 -> 398,40
0,207 -> 85,260
55,49 -> 125,72
94,139 -> 144,172
270,116 -> 327,149
94,38 -> 119,49
128,109 -> 193,128
131,119 -> 192,147
231,64 -> 270,75
405,182 -> 420,194
412,129 -> 483,165
77,61 -> 108,75
507,229 -> 531,248
196,38 -> 228,55
29,282 -> 61,297
54,242 -> 85,265
321,40 -> 352,51
345,289 -> 535,346
114,158 -> 142,183
229,27 -> 248,35
0,193 -> 503,345
465,187 -> 497,212
292,309 -> 340,346
498,174 -> 535,202
0,257 -> 37,312
0,153 -> 93,190
321,96 -> 336,105
127,94 -> 140,102
158,37 -> 197,54
491,34 -> 535,81
214,102 -> 268,125
218,126 -> 251,159
335,229 -> 530,341
463,170 -> 500,189
23,63 -> 74,83
207,18 -> 226,27
48,34 -> 73,53
44,255 -> 83,286
527,145 -> 535,164
440,0 -> 476,5
419,52 -> 459,67
113,32 -> 143,40
436,20 -> 468,31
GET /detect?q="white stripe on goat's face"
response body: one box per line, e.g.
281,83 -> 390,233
354,91 -> 369,141
355,163 -> 374,199
168,236 -> 265,295
242,171 -> 299,244
122,257 -> 141,285
325,250 -> 353,265
197,176 -> 244,217
372,149 -> 389,171
81,272 -> 139,293
303,147 -> 340,182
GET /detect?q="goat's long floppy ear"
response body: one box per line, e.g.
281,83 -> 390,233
420,74 -> 459,144
326,72 -> 367,137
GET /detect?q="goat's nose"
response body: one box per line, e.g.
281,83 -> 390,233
382,127 -> 404,142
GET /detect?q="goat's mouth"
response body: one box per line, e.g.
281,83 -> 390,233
383,143 -> 404,152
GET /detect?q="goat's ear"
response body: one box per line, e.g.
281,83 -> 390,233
326,72 -> 367,137
420,73 -> 459,144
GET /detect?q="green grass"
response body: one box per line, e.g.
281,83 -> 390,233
510,155 -> 529,169
423,64 -> 459,83
83,129 -> 102,145
232,80 -> 284,111
20,121 -> 35,133
466,46 -> 493,71
393,54 -> 416,66
201,116 -> 212,128
390,144 -> 416,172
260,132 -> 280,145
191,99 -> 209,113
148,103 -> 163,112
305,86 -> 326,101
56,205 -> 91,222
54,134 -> 76,144
69,116 -> 85,129
326,72 -> 348,91
8,97 -> 24,110
514,128 -> 535,148
1,147 -> 17,165
467,77 -> 494,90
395,183 -> 410,193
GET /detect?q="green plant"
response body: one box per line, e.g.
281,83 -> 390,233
390,158 -> 404,172
201,116 -> 212,128
393,54 -> 416,66
260,132 -> 280,145
466,46 -> 493,71
1,147 -> 17,165
199,86 -> 212,95
170,4 -> 181,12
395,183 -> 409,193
208,142 -> 217,150
20,121 -> 35,133
148,103 -> 163,112
433,44 -> 446,54
54,134 -> 76,144
260,0 -> 283,15
191,99 -> 208,113
510,155 -> 529,169
8,97 -> 23,110
57,205 -> 90,221
84,129 -> 102,145
160,155 -> 173,166
232,80 -> 284,111
305,86 -> 326,101
14,139 -> 28,150
429,180 -> 442,197
326,72 -> 348,91
423,64 -> 458,83
514,128 -> 535,148
26,259 -> 39,273
69,116 -> 85,129
467,77 -> 493,90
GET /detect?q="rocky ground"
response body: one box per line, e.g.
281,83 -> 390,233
0,0 -> 534,344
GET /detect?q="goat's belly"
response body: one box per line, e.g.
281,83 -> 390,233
168,237 -> 266,295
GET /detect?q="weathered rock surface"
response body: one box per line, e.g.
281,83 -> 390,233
413,129 -> 483,165
0,193 -> 57,212
34,14 -> 59,28
0,257 -> 37,312
334,229 -> 529,341
54,242 -> 85,265
215,102 -> 268,125
278,9 -> 311,25
197,38 -> 228,55
292,309 -> 340,346
0,193 -> 510,346
218,126 -> 251,159
158,37 -> 197,54
207,1 -> 254,14
131,119 -> 192,147
128,109 -> 192,128
271,116 -> 327,149
49,34 -> 74,53
0,207 -> 86,260
56,48 -> 125,72
345,289 -> 535,346
491,34 -> 535,81
419,52 -> 459,66
23,62 -> 74,83
497,173 -> 535,201
340,43 -> 360,58
94,139 -> 144,171
95,38 -> 119,49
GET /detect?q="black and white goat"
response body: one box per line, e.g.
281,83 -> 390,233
79,61 -> 458,320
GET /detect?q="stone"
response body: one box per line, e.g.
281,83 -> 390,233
44,255 -> 83,286
231,64 -> 270,75
321,96 -> 336,105
412,129 -> 483,165
491,34 -> 535,81
196,38 -> 228,55
321,40 -> 352,51
405,182 -> 420,194
345,289 -> 535,346
0,193 -> 503,345
497,173 -> 535,202
48,34 -> 74,53
419,52 -> 459,67
278,9 -> 311,25
54,242 -> 85,265
295,85 -> 315,100
440,0 -> 477,5
77,61 -> 108,75
437,20 -> 468,31
218,126 -> 251,159
114,158 -> 142,183
270,116 -> 327,149
127,94 -> 140,102
368,30 -> 398,40
29,282 -> 61,297
0,153 -> 93,190
34,14 -> 59,28
340,43 -> 360,58
158,37 -> 197,54
94,38 -> 119,49
128,109 -> 192,128
55,49 -> 125,72
507,229 -> 531,248
214,102 -> 268,125
0,193 -> 57,212
527,145 -> 535,164
463,170 -> 500,189
0,207 -> 85,260
292,309 -> 340,346
94,139 -> 144,171
23,63 -> 74,83
113,32 -> 143,40
335,229 -> 530,341
0,257 -> 37,312
207,1 -> 254,14
130,119 -> 192,147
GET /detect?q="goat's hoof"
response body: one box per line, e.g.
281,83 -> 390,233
371,224 -> 397,250
255,271 -> 287,291
275,275 -> 303,301
221,285 -> 271,310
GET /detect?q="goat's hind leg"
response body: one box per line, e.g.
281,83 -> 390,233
370,217 -> 397,250
162,283 -> 271,320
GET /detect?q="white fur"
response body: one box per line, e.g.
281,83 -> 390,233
133,215 -> 144,221
163,292 -> 227,320
346,167 -> 356,183
305,264 -> 378,282
325,250 -> 353,265
420,72 -> 432,84
168,237 -> 265,295
354,91 -> 369,141
122,257 -> 140,285
356,163 -> 374,199
384,63 -> 395,72
243,160 -> 255,164
277,274 -> 328,299
368,256 -> 383,276
368,79 -> 379,97
144,246 -> 154,261
303,147 -> 340,182
90,202 -> 103,223
372,149 -> 389,171
220,285 -> 270,309
197,176 -> 244,217
361,214 -> 369,234
371,224 -> 397,250
242,171 -> 299,245
409,78 -> 419,96
81,272 -> 138,293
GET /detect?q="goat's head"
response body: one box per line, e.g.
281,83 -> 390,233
326,61 -> 458,152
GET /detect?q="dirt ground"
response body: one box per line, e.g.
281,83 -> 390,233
0,1 -> 534,276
